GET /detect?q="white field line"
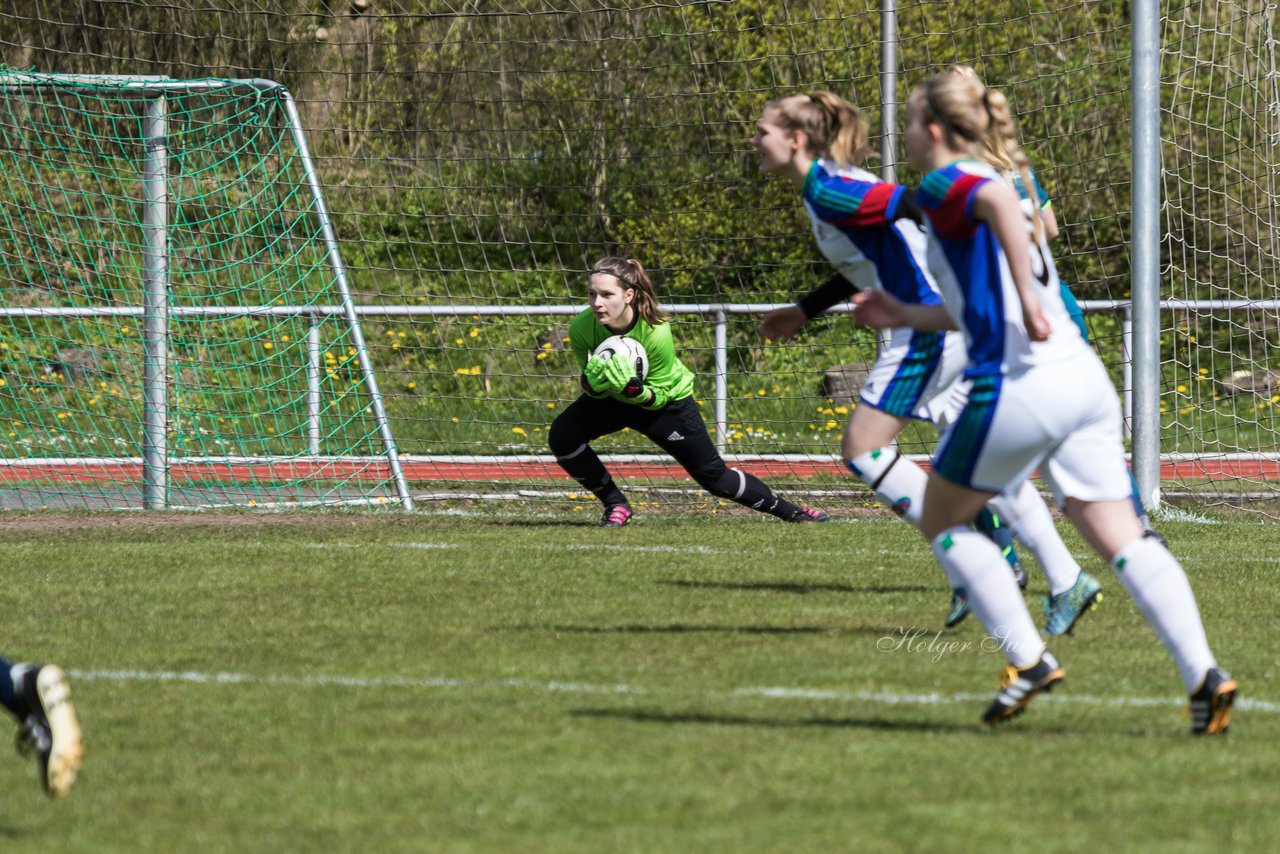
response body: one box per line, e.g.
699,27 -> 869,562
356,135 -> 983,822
66,668 -> 1280,713
300,541 -> 907,557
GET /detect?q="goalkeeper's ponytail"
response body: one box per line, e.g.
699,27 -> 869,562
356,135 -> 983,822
589,256 -> 672,326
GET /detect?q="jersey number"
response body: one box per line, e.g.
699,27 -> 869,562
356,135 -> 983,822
1025,212 -> 1053,288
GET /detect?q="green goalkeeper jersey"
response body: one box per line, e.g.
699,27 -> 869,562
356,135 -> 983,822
568,308 -> 697,410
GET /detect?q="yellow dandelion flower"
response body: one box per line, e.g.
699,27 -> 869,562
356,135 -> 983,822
546,402 -> 555,409
385,330 -> 394,337
536,352 -> 547,360
468,329 -> 479,338
398,331 -> 407,338
825,420 -> 838,429
512,426 -> 527,436
407,382 -> 416,390
1176,384 -> 1187,393
757,389 -> 766,396
835,405 -> 848,415
451,417 -> 459,423
263,342 -> 273,350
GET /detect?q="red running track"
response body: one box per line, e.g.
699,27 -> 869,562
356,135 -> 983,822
0,458 -> 1277,483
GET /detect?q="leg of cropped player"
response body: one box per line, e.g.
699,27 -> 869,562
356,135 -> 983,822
0,656 -> 82,797
551,257 -> 828,527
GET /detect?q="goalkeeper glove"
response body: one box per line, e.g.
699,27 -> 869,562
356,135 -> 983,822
582,356 -> 613,393
600,354 -> 646,400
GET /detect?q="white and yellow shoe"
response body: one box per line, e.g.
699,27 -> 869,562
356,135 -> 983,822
16,665 -> 83,798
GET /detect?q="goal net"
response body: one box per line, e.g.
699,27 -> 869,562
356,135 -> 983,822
0,71 -> 411,510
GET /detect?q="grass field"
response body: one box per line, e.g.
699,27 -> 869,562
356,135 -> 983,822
0,507 -> 1275,851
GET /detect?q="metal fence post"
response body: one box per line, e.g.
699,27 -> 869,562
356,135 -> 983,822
308,314 -> 322,456
714,309 -> 728,452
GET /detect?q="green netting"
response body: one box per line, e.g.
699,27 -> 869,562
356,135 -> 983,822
0,71 -> 407,509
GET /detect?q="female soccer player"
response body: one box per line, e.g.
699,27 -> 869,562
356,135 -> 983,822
548,256 -> 828,527
751,91 -> 1094,631
853,67 -> 1235,733
0,655 -> 81,797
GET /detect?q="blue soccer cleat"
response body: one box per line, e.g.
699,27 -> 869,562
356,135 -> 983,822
945,590 -> 970,628
1041,571 -> 1103,636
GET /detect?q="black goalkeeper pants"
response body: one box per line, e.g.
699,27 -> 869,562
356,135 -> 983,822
547,394 -> 801,518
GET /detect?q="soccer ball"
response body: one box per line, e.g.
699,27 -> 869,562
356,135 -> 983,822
594,335 -> 648,382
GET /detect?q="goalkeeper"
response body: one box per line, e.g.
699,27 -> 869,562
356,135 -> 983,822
548,256 -> 829,527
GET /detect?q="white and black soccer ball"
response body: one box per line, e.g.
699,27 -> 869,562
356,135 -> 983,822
593,334 -> 648,382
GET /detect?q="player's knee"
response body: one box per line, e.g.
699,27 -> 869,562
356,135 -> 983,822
547,416 -> 583,457
846,446 -> 899,488
696,466 -> 741,499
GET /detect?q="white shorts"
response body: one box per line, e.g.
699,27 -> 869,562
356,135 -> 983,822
932,352 -> 1133,503
858,327 -> 967,423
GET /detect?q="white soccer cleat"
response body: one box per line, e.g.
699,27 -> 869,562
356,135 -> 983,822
16,665 -> 84,798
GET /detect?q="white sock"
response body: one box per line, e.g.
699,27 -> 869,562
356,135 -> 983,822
990,482 -> 1082,596
848,448 -> 926,527
1112,537 -> 1216,692
931,526 -> 1045,668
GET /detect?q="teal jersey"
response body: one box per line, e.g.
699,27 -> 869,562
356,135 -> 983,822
569,308 -> 696,409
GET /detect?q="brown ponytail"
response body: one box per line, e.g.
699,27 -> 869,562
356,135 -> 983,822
588,256 -> 672,326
